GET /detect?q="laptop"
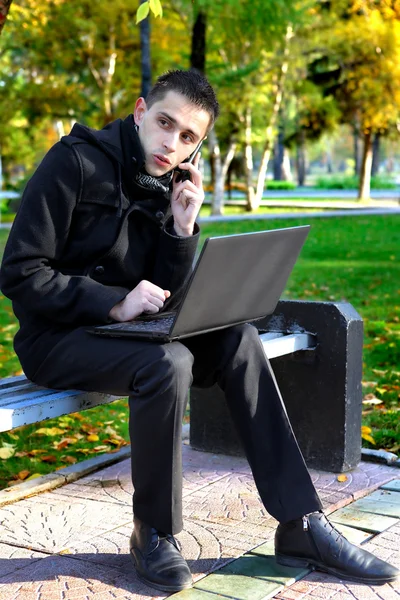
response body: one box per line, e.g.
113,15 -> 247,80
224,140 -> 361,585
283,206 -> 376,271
87,225 -> 310,342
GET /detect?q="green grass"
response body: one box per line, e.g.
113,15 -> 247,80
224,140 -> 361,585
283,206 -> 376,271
315,174 -> 397,190
0,214 -> 399,488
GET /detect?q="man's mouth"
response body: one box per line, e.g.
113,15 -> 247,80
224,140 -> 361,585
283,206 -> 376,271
153,154 -> 171,167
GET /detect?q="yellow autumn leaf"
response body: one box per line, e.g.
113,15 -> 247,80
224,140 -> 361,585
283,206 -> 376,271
362,433 -> 376,444
337,474 -> 348,482
18,470 -> 30,480
361,426 -> 372,434
25,473 -> 42,481
0,447 -> 15,459
375,387 -> 387,395
87,434 -> 99,442
35,427 -> 66,436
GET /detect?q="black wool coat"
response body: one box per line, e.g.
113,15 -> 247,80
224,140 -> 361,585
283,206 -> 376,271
0,116 -> 199,379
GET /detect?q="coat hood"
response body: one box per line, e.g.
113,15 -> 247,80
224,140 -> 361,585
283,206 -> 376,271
63,116 -> 171,218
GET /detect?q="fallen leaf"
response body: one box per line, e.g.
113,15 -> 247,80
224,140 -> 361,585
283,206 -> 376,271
0,447 -> 15,459
70,412 -> 85,420
94,445 -> 111,452
362,434 -> 376,444
25,473 -> 42,481
40,455 -> 57,463
362,396 -> 383,405
337,474 -> 348,482
375,387 -> 387,395
28,449 -> 48,456
104,426 -> 118,436
34,427 -> 66,437
61,456 -> 77,464
87,434 -> 99,442
18,470 -> 30,481
361,426 -> 372,434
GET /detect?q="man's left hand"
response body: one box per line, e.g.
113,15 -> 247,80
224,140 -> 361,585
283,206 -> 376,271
171,153 -> 204,237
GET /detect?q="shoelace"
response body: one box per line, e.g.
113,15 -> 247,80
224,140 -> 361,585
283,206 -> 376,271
318,513 -> 343,543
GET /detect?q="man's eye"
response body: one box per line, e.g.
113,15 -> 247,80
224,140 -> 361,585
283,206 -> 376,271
182,134 -> 193,143
159,119 -> 169,127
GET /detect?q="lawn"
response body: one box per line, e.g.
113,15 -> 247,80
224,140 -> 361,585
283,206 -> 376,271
0,213 -> 399,488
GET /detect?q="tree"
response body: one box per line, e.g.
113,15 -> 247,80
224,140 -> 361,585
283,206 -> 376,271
0,0 -> 13,35
306,0 -> 400,200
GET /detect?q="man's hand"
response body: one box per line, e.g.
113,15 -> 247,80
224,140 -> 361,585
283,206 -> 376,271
109,280 -> 171,322
171,152 -> 204,237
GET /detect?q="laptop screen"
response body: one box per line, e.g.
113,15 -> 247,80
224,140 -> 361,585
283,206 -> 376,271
171,225 -> 310,338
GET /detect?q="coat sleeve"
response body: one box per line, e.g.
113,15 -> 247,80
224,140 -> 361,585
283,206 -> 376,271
0,142 -> 128,325
151,217 -> 200,310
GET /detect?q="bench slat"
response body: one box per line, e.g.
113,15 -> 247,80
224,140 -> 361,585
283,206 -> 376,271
0,331 -> 315,433
0,390 -> 124,432
260,332 -> 314,359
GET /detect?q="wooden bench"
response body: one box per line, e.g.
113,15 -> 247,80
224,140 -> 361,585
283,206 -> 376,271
0,330 -> 314,433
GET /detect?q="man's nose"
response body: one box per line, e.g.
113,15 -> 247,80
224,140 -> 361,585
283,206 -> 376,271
163,133 -> 179,152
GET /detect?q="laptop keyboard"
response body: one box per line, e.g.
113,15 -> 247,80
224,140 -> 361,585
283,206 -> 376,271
107,315 -> 175,334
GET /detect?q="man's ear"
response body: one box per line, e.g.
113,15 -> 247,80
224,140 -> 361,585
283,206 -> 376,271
134,97 -> 147,127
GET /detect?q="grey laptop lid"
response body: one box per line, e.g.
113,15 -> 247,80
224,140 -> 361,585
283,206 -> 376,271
170,224 -> 310,339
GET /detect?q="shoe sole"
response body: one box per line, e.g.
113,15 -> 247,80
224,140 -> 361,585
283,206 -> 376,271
276,554 -> 399,585
130,550 -> 193,592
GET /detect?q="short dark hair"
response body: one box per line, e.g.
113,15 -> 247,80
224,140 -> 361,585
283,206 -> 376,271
146,69 -> 220,130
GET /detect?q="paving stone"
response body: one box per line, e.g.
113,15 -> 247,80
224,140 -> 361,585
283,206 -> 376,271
195,571 -> 285,600
0,553 -> 167,599
220,553 -> 309,583
381,480 -> 400,493
183,473 -> 276,526
333,523 -> 373,545
350,490 -> 400,519
0,493 -> 132,553
316,489 -> 353,513
182,445 -> 251,475
0,544 -> 48,578
330,506 -> 398,534
170,590 -> 226,599
56,452 -> 238,504
309,465 -> 397,501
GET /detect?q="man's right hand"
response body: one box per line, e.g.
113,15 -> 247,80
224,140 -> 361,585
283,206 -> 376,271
108,280 -> 171,322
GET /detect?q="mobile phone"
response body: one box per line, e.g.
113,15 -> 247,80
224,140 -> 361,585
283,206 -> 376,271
175,140 -> 203,182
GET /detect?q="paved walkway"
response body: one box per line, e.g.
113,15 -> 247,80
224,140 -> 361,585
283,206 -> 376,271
0,446 -> 398,599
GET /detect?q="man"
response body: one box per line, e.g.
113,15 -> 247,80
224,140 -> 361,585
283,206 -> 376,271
0,70 -> 398,593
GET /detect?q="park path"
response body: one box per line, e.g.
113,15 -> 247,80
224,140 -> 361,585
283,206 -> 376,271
0,444 -> 398,599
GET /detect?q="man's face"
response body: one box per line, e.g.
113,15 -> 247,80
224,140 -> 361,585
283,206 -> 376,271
133,90 -> 211,176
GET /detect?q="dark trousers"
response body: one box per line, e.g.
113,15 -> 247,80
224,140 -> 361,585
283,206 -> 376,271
31,323 -> 322,534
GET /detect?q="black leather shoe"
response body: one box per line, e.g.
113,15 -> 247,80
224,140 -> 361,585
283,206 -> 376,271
275,511 -> 399,585
130,517 -> 193,592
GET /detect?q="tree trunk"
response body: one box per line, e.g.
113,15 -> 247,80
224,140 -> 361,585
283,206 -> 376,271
211,138 -> 236,216
244,106 -> 255,211
273,124 -> 285,180
358,131 -> 373,201
371,132 -> 380,177
208,129 -> 224,215
353,124 -> 361,176
296,129 -> 306,186
190,11 -> 206,73
140,0 -> 152,98
0,0 -> 13,36
254,25 -> 293,209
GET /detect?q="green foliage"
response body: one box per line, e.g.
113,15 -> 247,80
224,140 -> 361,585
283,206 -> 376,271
315,175 -> 397,189
265,180 -> 296,190
362,409 -> 400,453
